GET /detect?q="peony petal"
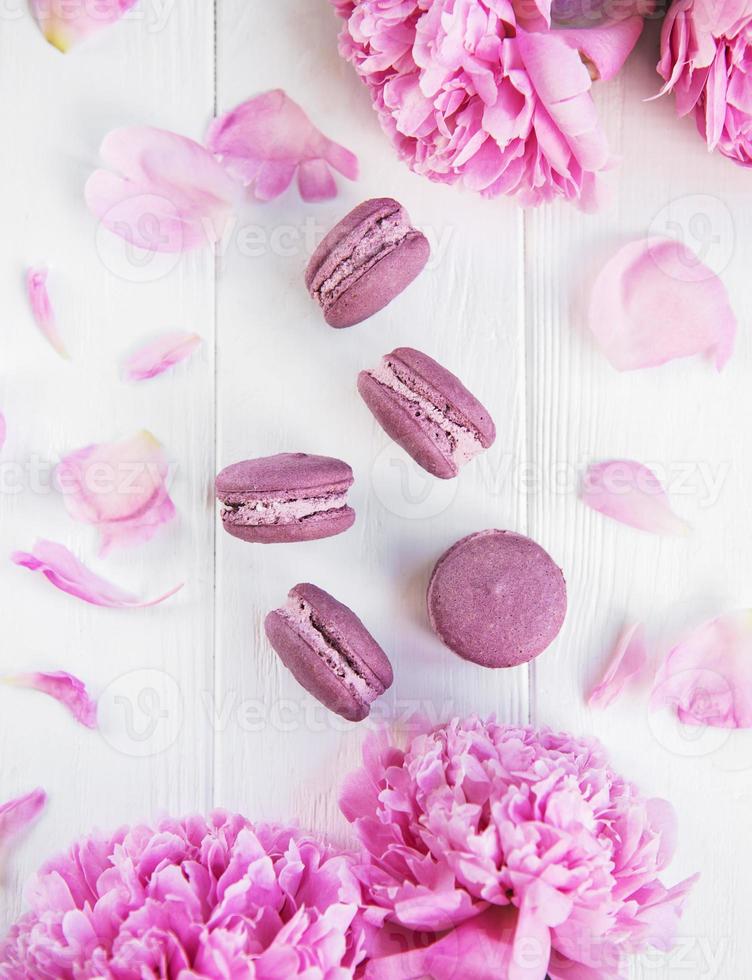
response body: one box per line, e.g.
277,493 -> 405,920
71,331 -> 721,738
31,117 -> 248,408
25,267 -> 68,359
122,331 -> 202,382
588,623 -> 649,708
651,610 -> 752,728
553,16 -> 646,82
85,127 -> 238,254
30,0 -> 137,52
12,539 -> 182,609
581,460 -> 691,536
0,789 -> 46,857
2,672 -> 98,729
207,89 -> 358,201
56,431 -> 176,555
588,238 -> 737,371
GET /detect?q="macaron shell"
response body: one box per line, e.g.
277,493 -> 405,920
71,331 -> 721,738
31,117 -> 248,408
215,453 -> 353,497
427,530 -> 567,668
357,371 -> 457,479
223,506 -> 355,544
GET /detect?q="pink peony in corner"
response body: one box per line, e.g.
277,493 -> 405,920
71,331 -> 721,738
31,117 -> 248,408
331,0 -> 650,206
341,717 -> 697,979
0,812 -> 366,978
658,0 -> 752,167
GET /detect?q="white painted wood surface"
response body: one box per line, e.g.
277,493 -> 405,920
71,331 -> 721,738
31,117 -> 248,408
0,5 -> 747,977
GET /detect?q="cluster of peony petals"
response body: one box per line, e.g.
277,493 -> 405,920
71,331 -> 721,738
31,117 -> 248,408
341,717 -> 697,979
0,812 -> 366,979
331,0 -> 648,206
658,0 -> 752,166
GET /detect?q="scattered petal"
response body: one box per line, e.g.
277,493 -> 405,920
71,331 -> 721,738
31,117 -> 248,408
25,267 -> 68,359
2,672 -> 97,729
56,431 -> 176,555
0,789 -> 46,856
12,539 -> 182,609
588,238 -> 736,371
588,622 -> 649,708
85,127 -> 238,253
581,460 -> 691,536
207,89 -> 358,202
30,0 -> 137,52
651,610 -> 752,728
0,414 -> 5,451
122,331 -> 202,382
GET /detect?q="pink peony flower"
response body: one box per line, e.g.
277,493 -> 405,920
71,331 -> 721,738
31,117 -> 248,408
341,717 -> 697,979
0,812 -> 366,979
658,0 -> 752,166
331,0 -> 649,206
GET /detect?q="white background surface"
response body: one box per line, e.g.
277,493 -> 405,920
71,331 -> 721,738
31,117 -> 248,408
0,3 -> 749,978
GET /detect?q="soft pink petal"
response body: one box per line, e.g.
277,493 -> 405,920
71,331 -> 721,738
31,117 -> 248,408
25,267 -> 68,359
651,610 -> 752,728
2,672 -> 97,729
30,0 -> 137,52
589,237 -> 736,370
207,89 -> 358,201
0,414 -> 5,451
553,16 -> 646,82
0,789 -> 46,852
122,331 -> 202,382
588,622 -> 649,708
581,460 -> 691,536
56,430 -> 176,555
85,127 -> 237,254
12,539 -> 182,609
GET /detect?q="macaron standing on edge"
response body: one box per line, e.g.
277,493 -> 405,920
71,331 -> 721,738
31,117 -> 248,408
215,452 -> 355,543
358,347 -> 496,479
265,583 -> 394,722
427,530 -> 567,668
305,198 -> 430,328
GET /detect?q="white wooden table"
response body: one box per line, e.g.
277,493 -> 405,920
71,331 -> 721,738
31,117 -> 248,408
0,4 -> 748,977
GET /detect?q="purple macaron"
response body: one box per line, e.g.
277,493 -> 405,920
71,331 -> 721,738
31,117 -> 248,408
265,583 -> 394,722
358,347 -> 496,479
427,530 -> 567,668
305,198 -> 430,328
215,453 -> 355,543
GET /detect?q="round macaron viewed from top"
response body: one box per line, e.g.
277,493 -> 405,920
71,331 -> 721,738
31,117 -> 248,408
265,583 -> 394,722
305,198 -> 430,328
215,453 -> 355,543
427,530 -> 567,668
358,347 -> 496,479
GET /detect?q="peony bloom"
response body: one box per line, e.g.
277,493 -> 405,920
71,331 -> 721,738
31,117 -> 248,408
341,717 -> 697,979
331,0 -> 649,206
658,0 -> 752,166
0,812 -> 366,979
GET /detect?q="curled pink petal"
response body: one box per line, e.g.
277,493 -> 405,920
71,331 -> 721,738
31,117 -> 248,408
581,460 -> 691,536
85,128 -> 238,253
0,789 -> 46,854
2,672 -> 97,729
30,0 -> 136,52
122,331 -> 202,382
588,622 -> 649,708
651,610 -> 752,728
56,431 -> 176,555
207,89 -> 358,202
12,539 -> 182,609
588,238 -> 736,371
25,267 -> 68,359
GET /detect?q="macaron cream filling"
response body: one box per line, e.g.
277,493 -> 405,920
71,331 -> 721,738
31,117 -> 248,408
365,356 -> 487,468
221,491 -> 350,527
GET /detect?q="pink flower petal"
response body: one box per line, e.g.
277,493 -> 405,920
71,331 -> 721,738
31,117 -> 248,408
2,672 -> 97,729
85,128 -> 238,253
588,238 -> 737,371
581,460 -> 691,536
12,539 -> 182,609
553,16 -> 646,82
651,610 -> 752,728
0,789 -> 46,855
56,431 -> 176,555
0,414 -> 5,451
206,89 -> 358,202
25,267 -> 68,359
30,0 -> 136,52
588,622 -> 649,708
122,331 -> 202,382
